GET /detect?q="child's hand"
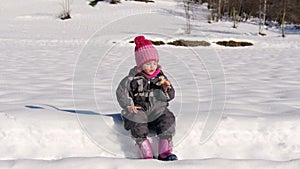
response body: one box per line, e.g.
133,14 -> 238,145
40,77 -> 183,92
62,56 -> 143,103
162,80 -> 171,92
157,76 -> 172,92
127,105 -> 142,114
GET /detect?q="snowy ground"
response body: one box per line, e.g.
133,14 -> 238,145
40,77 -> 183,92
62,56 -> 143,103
1,0 -> 300,168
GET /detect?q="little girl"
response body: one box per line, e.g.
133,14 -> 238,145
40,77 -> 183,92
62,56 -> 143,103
116,36 -> 177,161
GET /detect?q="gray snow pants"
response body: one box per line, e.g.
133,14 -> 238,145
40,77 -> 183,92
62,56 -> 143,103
123,108 -> 176,141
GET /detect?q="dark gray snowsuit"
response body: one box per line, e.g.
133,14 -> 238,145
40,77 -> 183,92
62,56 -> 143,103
116,66 -> 176,141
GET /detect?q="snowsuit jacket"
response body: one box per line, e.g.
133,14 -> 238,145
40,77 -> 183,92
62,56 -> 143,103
116,66 -> 175,123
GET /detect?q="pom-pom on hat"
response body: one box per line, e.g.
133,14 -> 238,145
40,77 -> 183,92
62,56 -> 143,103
134,36 -> 159,67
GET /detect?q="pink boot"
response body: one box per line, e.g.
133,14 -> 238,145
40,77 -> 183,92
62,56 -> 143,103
136,139 -> 153,159
158,138 -> 177,161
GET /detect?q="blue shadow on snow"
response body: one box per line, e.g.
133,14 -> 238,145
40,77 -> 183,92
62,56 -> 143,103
25,104 -> 123,124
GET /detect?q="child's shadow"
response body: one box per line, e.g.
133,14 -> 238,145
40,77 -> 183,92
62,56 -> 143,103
25,104 -> 138,158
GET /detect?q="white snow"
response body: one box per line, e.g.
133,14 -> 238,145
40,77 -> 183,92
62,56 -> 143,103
1,0 -> 300,168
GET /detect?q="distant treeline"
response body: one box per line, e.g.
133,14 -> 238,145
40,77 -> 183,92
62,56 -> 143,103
197,0 -> 300,24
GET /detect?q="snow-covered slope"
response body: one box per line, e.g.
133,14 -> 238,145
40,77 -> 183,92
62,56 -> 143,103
1,0 -> 300,168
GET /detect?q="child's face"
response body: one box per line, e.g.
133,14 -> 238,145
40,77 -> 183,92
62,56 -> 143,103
142,61 -> 158,75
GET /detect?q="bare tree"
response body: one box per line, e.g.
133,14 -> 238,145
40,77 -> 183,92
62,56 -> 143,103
217,0 -> 222,21
184,0 -> 193,34
232,7 -> 237,28
281,0 -> 287,37
238,0 -> 243,19
207,0 -> 220,22
259,0 -> 267,36
59,0 -> 71,20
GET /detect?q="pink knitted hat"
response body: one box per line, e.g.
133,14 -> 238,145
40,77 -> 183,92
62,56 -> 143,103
134,36 -> 159,67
